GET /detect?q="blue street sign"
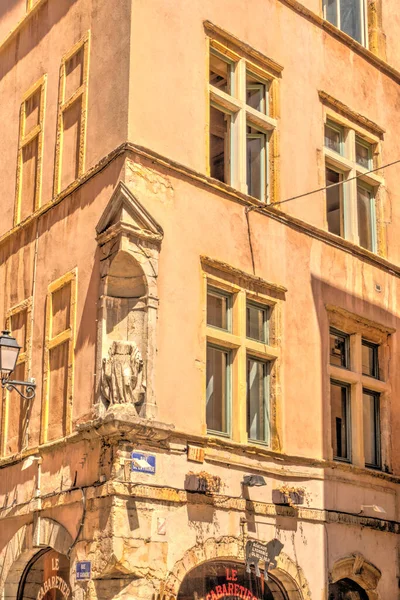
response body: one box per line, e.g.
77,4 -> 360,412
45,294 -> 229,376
131,451 -> 156,474
76,561 -> 91,581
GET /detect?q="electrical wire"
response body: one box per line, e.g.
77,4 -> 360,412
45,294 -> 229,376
248,157 -> 400,209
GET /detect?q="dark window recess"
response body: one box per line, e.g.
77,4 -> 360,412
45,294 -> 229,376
207,289 -> 230,330
330,329 -> 349,368
362,340 -> 379,378
210,106 -> 230,184
331,381 -> 350,461
326,167 -> 343,237
363,390 -> 380,468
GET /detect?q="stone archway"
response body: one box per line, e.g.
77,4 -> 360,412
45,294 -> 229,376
164,536 -> 311,600
0,518 -> 73,600
330,553 -> 381,600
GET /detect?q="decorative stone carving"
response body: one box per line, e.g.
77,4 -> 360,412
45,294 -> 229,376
101,341 -> 145,410
95,181 -> 164,419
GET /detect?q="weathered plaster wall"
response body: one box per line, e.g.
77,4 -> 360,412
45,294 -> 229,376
0,0 -> 131,237
0,0 -> 25,43
128,0 -> 400,265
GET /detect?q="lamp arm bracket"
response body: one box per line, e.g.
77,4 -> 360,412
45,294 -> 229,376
1,378 -> 36,400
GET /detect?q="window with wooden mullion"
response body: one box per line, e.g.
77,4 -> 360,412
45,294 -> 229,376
330,380 -> 351,462
322,0 -> 367,46
206,344 -> 231,436
246,357 -> 270,443
363,389 -> 380,468
208,45 -> 275,203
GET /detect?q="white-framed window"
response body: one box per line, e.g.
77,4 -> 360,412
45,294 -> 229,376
322,0 -> 368,46
327,312 -> 391,470
323,118 -> 382,252
208,41 -> 279,203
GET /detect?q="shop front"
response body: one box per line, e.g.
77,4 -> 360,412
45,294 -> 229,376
17,548 -> 71,600
176,560 -> 299,600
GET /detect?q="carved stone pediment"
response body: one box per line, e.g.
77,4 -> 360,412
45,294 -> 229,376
96,181 -> 164,245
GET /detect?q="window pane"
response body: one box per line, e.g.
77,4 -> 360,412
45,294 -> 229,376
207,290 -> 229,330
247,304 -> 268,342
326,168 -> 343,236
210,106 -> 230,184
247,128 -> 265,201
357,185 -> 374,251
331,382 -> 350,460
324,0 -> 338,26
363,391 -> 380,467
206,346 -> 229,434
324,123 -> 342,154
330,330 -> 349,368
247,359 -> 269,442
209,51 -> 231,94
340,0 -> 362,43
246,72 -> 267,114
362,341 -> 379,378
356,140 -> 372,169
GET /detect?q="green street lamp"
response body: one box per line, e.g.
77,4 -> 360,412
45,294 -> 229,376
0,330 -> 36,400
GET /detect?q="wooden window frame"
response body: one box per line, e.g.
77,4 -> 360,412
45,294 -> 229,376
325,120 -> 345,156
1,298 -> 33,456
322,0 -> 368,47
206,343 -> 232,437
207,37 -> 280,204
246,355 -> 270,445
330,379 -> 352,463
330,327 -> 350,369
327,306 -> 392,471
53,32 -> 90,196
202,263 -> 282,448
207,286 -> 232,332
361,338 -> 379,378
14,76 -> 47,226
363,388 -> 381,469
323,109 -> 383,254
41,269 -> 77,444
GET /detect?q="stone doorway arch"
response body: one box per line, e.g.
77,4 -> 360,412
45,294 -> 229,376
0,518 -> 73,600
329,553 -> 381,600
164,536 -> 311,600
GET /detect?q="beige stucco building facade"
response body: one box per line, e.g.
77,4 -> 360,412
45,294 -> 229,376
0,0 -> 400,598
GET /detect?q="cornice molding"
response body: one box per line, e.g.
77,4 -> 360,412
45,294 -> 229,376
201,256 -> 288,294
2,141 -> 400,281
318,90 -> 385,137
277,0 -> 400,86
204,20 -> 284,76
1,478 -> 399,536
1,413 -> 400,489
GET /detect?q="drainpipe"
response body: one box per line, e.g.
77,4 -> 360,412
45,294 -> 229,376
33,456 -> 43,547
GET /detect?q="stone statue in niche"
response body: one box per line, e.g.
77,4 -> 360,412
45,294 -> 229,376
101,341 -> 145,410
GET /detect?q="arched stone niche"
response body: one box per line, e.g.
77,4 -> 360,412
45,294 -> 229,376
163,536 -> 311,600
0,518 -> 73,600
95,182 -> 163,419
329,554 -> 381,600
